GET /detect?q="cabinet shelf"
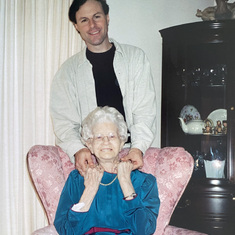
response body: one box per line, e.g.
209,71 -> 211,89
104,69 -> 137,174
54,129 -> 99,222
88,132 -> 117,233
183,133 -> 227,137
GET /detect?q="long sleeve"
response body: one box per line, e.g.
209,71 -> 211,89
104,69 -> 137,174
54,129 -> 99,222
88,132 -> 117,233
122,173 -> 160,235
54,170 -> 89,235
50,64 -> 83,162
128,51 -> 157,154
113,41 -> 157,154
50,51 -> 97,162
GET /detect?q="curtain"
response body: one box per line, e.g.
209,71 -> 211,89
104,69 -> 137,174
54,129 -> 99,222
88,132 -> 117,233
0,0 -> 84,234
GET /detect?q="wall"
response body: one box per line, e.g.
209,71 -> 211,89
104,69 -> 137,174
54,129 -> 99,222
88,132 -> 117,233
108,0 -> 214,146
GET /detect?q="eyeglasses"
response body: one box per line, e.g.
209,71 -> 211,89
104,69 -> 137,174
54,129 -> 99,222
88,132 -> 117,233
90,133 -> 119,143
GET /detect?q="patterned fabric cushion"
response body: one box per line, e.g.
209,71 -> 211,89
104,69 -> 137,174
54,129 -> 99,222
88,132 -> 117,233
148,147 -> 193,235
27,145 -> 207,235
119,147 -> 195,234
57,146 -> 74,180
164,225 -> 208,235
27,145 -> 66,225
32,225 -> 58,235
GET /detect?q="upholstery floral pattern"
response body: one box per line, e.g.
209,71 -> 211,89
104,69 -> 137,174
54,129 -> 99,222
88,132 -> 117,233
32,225 -> 58,235
27,145 -> 66,225
27,145 -> 207,235
57,147 -> 74,180
146,147 -> 195,235
164,225 -> 207,235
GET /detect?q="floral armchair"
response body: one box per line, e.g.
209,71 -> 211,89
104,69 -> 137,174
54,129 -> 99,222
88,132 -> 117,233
27,145 -> 207,235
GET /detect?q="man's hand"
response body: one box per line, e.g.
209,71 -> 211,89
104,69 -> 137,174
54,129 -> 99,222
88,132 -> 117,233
121,148 -> 143,170
74,148 -> 94,176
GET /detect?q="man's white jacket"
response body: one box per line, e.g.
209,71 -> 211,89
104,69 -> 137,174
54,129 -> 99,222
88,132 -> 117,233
50,39 -> 157,162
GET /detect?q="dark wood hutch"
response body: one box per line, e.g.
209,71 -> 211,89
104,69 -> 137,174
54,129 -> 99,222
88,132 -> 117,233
160,20 -> 235,235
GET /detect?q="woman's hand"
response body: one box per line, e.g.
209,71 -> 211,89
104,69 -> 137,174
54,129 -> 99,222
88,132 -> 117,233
117,161 -> 133,181
84,166 -> 104,191
117,161 -> 136,200
78,166 -> 104,212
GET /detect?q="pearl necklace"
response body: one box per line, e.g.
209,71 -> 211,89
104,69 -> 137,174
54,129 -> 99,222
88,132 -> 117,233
100,175 -> 118,186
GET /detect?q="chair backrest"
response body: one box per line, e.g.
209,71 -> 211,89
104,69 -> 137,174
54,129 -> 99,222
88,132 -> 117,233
27,145 -> 194,235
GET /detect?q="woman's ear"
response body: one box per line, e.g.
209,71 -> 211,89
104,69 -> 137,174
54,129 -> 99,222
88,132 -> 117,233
119,140 -> 125,151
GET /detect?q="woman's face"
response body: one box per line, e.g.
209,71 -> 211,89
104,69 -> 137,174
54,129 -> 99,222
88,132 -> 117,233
86,122 -> 124,163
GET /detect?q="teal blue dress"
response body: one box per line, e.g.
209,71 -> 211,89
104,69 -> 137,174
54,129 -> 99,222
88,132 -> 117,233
54,169 -> 160,235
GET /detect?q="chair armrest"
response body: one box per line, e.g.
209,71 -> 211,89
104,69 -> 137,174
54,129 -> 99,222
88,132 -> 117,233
57,146 -> 75,180
31,225 -> 58,235
27,145 -> 66,224
140,147 -> 194,235
164,225 -> 208,235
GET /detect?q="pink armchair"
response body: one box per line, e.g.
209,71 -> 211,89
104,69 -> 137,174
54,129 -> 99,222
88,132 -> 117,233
27,145 -> 207,235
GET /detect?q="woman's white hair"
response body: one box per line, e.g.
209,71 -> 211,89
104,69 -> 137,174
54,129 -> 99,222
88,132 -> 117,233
81,106 -> 128,143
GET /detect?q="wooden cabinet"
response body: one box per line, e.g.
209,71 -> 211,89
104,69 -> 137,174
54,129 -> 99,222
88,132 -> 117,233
160,20 -> 235,235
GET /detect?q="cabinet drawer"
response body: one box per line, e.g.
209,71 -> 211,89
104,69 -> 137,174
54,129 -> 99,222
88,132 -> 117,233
170,188 -> 235,234
186,193 -> 235,215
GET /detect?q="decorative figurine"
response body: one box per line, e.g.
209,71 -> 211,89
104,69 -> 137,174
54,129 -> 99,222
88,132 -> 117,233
222,120 -> 227,134
214,120 -> 223,134
196,0 -> 235,21
203,119 -> 213,134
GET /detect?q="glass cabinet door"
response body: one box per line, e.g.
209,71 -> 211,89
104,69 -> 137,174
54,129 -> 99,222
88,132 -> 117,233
160,20 -> 235,182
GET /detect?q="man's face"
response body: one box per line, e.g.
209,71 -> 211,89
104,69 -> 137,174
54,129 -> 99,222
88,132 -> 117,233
74,0 -> 110,52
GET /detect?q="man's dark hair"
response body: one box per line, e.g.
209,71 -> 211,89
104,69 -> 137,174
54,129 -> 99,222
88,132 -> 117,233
69,0 -> 109,24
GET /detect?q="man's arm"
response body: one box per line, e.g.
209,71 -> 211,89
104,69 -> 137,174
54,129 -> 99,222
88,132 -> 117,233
50,66 -> 84,162
50,62 -> 97,178
75,148 -> 94,176
129,48 -> 157,156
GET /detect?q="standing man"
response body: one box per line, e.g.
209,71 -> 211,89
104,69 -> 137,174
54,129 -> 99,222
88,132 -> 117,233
50,0 -> 156,175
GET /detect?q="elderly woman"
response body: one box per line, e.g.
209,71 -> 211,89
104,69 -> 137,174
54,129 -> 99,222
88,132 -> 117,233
54,106 -> 160,235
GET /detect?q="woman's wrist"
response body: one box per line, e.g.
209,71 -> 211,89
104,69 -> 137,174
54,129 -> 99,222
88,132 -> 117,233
118,175 -> 132,184
119,180 -> 135,200
123,192 -> 137,201
78,187 -> 97,211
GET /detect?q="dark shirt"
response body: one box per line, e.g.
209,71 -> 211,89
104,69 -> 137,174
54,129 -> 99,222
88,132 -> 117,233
86,44 -> 126,120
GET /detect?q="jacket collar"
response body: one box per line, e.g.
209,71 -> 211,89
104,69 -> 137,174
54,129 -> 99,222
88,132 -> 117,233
77,38 -> 123,65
